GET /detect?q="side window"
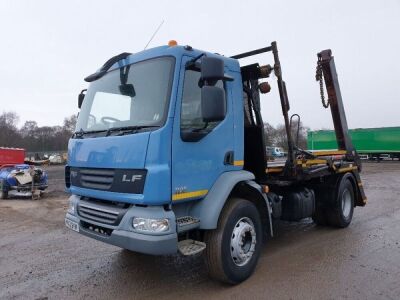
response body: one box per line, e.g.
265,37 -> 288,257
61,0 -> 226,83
180,70 -> 225,131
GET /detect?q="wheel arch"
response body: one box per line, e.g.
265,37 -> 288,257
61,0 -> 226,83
230,180 -> 271,239
190,170 -> 257,230
311,172 -> 357,205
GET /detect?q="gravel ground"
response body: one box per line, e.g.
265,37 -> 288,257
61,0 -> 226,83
0,162 -> 399,299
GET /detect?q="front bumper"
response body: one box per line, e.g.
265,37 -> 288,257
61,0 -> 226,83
9,183 -> 48,191
65,196 -> 178,255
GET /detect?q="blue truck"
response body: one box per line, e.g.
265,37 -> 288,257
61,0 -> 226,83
65,41 -> 366,283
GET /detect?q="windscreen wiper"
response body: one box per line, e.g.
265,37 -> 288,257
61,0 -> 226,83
73,128 -> 108,139
106,125 -> 160,136
73,125 -> 159,138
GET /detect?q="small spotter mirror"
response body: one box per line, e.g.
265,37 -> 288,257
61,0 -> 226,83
119,84 -> 136,97
201,57 -> 224,83
201,57 -> 233,86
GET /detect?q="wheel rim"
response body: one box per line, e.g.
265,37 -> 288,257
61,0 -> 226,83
230,217 -> 256,266
341,188 -> 352,219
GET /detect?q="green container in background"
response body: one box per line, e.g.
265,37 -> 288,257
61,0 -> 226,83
307,127 -> 400,155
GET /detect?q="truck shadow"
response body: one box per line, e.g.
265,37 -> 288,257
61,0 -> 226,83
101,218 -> 339,295
115,249 -> 207,282
100,248 -> 212,298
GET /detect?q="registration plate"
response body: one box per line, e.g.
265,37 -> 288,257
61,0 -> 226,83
65,219 -> 79,232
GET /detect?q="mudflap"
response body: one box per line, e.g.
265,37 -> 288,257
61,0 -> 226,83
352,171 -> 367,206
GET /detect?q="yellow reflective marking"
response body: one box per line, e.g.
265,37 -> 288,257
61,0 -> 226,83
266,167 -> 284,173
312,150 -> 347,156
336,166 -> 358,173
172,189 -> 208,201
234,160 -> 244,166
296,159 -> 327,166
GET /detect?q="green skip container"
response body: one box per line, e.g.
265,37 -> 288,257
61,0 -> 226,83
307,127 -> 400,158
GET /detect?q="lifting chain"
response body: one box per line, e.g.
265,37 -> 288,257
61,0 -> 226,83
315,59 -> 330,108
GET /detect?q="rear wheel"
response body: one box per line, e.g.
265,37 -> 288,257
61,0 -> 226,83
203,198 -> 262,284
328,177 -> 354,227
313,174 -> 355,228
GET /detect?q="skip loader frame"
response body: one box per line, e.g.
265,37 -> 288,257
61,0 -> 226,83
65,40 -> 366,284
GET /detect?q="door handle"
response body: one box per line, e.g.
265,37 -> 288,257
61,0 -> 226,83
224,151 -> 234,165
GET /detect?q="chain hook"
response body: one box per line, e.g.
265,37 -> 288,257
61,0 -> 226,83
316,60 -> 330,108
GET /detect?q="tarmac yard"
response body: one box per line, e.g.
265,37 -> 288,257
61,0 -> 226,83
0,163 -> 400,299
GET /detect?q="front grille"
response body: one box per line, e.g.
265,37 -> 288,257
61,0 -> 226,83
70,167 -> 147,194
79,168 -> 114,190
77,198 -> 129,226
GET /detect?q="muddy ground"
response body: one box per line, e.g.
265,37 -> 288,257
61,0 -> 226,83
0,162 -> 399,299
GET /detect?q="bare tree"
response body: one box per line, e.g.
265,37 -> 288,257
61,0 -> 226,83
20,121 -> 38,139
0,111 -> 20,147
264,123 -> 276,146
263,121 -> 309,150
63,115 -> 77,134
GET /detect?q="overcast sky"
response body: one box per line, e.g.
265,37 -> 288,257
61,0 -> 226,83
0,0 -> 399,130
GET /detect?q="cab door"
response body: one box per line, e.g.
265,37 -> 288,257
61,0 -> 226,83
171,56 -> 235,202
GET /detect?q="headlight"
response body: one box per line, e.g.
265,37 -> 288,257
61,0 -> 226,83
132,218 -> 169,233
67,199 -> 75,215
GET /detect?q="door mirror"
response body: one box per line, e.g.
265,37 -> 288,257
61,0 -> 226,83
201,86 -> 226,122
78,89 -> 87,109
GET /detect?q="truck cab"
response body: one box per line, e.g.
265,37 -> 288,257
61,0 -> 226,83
65,43 -> 244,245
65,41 -> 366,284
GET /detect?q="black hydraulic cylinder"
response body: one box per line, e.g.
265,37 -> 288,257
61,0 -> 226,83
271,42 -> 296,174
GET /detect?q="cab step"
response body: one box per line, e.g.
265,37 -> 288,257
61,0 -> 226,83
176,216 -> 200,232
178,239 -> 206,256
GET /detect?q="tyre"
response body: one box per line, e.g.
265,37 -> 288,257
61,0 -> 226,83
203,198 -> 263,284
0,190 -> 8,199
312,173 -> 355,228
327,176 -> 355,228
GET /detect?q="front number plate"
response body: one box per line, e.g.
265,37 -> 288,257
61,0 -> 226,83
65,219 -> 79,232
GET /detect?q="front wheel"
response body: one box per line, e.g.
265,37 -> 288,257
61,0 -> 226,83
203,198 -> 263,284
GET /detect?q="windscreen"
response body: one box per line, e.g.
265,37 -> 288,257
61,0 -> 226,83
76,57 -> 174,132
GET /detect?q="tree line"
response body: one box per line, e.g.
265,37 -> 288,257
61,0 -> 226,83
0,111 -> 76,152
